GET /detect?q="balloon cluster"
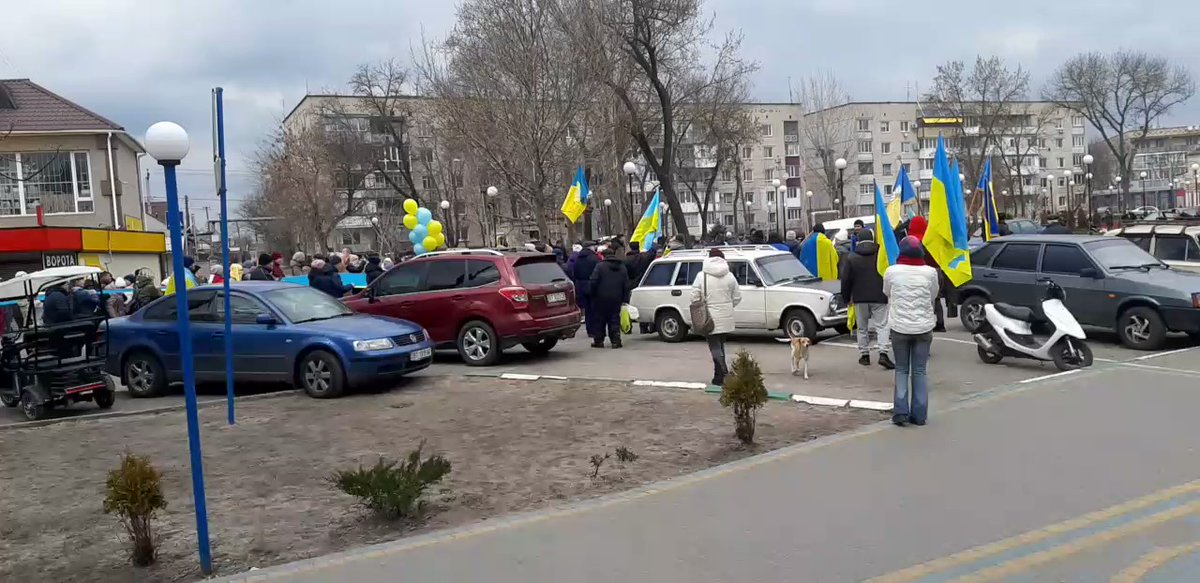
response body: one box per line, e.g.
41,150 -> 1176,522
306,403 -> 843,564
402,198 -> 445,255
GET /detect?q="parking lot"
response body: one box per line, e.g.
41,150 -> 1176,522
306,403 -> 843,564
5,317 -> 1196,427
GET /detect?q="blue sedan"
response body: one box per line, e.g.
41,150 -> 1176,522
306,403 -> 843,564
106,282 -> 434,399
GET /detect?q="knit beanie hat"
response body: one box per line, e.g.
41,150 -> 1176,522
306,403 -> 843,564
708,248 -> 725,258
899,236 -> 924,259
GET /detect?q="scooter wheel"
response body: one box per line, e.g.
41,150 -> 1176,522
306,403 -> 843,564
977,345 -> 1003,364
1052,339 -> 1093,371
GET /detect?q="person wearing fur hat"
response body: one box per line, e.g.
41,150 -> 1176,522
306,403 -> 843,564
883,236 -> 939,427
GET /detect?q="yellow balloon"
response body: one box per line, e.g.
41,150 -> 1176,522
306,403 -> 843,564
427,220 -> 443,236
403,198 -> 419,215
423,235 -> 439,251
403,214 -> 419,229
434,232 -> 446,248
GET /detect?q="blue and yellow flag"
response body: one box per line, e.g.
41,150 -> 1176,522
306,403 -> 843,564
979,158 -> 1001,241
799,232 -> 839,281
924,135 -> 973,287
165,269 -> 197,295
891,164 -> 917,225
874,181 -> 900,276
560,165 -> 590,224
630,189 -> 662,251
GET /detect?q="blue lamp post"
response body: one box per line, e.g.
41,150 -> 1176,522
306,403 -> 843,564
144,121 -> 213,575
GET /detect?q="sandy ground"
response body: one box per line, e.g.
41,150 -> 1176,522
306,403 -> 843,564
0,377 -> 882,582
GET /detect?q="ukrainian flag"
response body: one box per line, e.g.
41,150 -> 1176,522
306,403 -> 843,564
892,164 -> 917,223
560,165 -> 590,224
924,135 -> 973,287
799,231 -> 839,281
874,181 -> 900,276
630,189 -> 662,251
979,158 -> 1001,241
164,269 -> 197,295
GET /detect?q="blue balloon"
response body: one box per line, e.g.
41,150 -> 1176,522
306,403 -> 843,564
413,243 -> 426,255
412,224 -> 428,239
408,230 -> 421,243
417,207 -> 433,224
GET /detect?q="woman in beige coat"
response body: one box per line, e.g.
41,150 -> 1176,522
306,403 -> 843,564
690,248 -> 742,385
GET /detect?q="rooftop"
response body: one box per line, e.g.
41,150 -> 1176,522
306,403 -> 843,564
0,79 -> 123,133
1131,126 -> 1200,140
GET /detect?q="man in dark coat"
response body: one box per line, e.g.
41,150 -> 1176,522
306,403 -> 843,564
588,253 -> 631,348
1041,219 -> 1071,234
840,230 -> 893,369
247,253 -> 276,281
307,259 -> 342,297
42,284 -> 74,325
623,241 -> 644,285
364,255 -> 385,284
572,243 -> 601,337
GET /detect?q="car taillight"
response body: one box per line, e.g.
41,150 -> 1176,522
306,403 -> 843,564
1192,292 -> 1200,309
498,286 -> 529,308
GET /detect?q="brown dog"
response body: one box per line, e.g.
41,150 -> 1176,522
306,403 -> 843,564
790,336 -> 812,379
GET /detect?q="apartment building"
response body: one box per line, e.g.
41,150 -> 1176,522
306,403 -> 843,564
1127,126 -> 1200,210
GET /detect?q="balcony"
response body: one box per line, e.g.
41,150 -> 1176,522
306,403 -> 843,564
856,152 -> 874,162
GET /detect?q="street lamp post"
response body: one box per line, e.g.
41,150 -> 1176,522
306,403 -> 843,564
771,178 -> 782,234
486,186 -> 499,246
743,199 -> 752,233
371,216 -> 383,253
603,198 -> 612,234
1044,173 -> 1055,217
805,190 -> 813,232
1083,154 -> 1095,225
659,201 -> 670,240
623,161 -> 638,233
439,200 -> 451,246
1114,175 -> 1123,215
1192,163 -> 1200,207
144,121 -> 212,575
1062,169 -> 1073,220
1040,187 -> 1048,218
777,184 -> 787,235
912,180 -> 922,215
1139,170 -> 1149,210
834,158 -> 847,219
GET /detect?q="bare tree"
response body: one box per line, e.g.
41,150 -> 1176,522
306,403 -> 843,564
794,71 -> 854,215
343,60 -> 423,201
1043,50 -> 1195,209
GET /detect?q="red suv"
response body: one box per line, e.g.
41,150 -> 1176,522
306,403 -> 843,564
343,250 -> 580,365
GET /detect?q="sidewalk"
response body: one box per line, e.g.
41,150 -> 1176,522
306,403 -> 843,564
222,358 -> 1200,582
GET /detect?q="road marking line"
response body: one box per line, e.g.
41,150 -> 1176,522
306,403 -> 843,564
792,394 -> 849,407
821,342 -> 859,349
1111,541 -> 1200,583
847,399 -> 893,411
540,375 -> 569,380
1117,362 -> 1200,376
1017,369 -> 1081,384
499,373 -> 541,380
1135,346 -> 1200,361
632,380 -> 707,390
865,480 -> 1200,582
935,336 -> 978,345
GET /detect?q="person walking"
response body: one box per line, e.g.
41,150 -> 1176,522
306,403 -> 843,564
588,251 -> 632,348
571,242 -> 601,338
883,236 -> 939,427
840,229 -> 894,369
690,248 -> 741,386
247,253 -> 276,281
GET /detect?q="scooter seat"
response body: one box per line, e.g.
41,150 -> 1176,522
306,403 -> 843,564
994,303 -> 1041,323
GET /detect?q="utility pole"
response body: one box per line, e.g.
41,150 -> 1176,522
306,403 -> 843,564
184,194 -> 193,256
583,166 -> 594,241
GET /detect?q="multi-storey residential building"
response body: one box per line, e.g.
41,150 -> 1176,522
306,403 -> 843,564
1127,126 -> 1200,210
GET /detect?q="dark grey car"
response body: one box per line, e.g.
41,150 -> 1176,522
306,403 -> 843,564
957,234 -> 1200,350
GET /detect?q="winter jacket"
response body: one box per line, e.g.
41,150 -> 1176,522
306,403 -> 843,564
883,264 -> 940,335
246,266 -> 274,281
623,253 -> 644,285
308,266 -> 346,298
211,274 -> 225,285
589,257 -> 632,308
365,257 -> 385,284
42,287 -> 74,325
689,257 -> 741,335
840,240 -> 888,305
270,262 -> 285,279
571,248 -> 600,297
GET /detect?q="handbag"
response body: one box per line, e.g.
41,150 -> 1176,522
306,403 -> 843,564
690,274 -> 715,336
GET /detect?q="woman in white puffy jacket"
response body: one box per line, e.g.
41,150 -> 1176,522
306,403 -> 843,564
882,236 -> 939,427
690,248 -> 742,386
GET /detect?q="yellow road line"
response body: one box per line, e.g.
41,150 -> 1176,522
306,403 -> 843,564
865,480 -> 1200,583
1111,541 -> 1200,583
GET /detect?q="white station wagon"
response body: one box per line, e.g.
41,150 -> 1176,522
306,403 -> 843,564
1107,221 -> 1200,274
629,245 -> 848,342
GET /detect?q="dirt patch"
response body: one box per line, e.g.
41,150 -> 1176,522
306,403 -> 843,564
0,377 -> 882,582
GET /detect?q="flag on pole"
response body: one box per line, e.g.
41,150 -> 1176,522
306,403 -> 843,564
924,135 -> 973,287
165,269 -> 198,295
874,181 -> 900,276
630,189 -> 662,252
979,158 -> 1001,241
560,165 -> 590,224
893,164 -> 918,223
799,231 -> 840,281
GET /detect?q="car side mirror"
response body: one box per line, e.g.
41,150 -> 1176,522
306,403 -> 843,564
1079,267 -> 1103,279
255,313 -> 277,326
366,286 -> 379,303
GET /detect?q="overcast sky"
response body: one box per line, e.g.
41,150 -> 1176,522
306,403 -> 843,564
3,0 -> 1199,222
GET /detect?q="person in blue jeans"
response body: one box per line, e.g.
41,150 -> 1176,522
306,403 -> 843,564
882,236 -> 939,426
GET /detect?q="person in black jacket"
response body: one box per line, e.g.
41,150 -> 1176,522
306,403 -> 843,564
588,254 -> 631,348
42,284 -> 74,325
572,244 -> 601,337
364,255 -> 384,284
307,259 -> 340,297
247,253 -> 276,281
623,241 -> 644,285
840,229 -> 894,370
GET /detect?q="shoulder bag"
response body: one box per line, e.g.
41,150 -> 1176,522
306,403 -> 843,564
690,273 -> 715,335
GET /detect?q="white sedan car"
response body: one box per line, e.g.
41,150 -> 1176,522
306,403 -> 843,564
629,245 -> 848,342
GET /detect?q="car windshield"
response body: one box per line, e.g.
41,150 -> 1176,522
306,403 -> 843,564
756,254 -> 815,285
1084,239 -> 1168,271
264,286 -> 353,323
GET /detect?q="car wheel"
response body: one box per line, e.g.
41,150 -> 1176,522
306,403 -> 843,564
20,390 -> 45,421
298,350 -> 345,398
960,296 -> 988,332
1,392 -> 17,407
655,310 -> 688,343
124,352 -> 166,398
521,338 -> 558,355
782,309 -> 819,341
977,345 -> 1003,364
1119,306 -> 1167,351
95,378 -> 116,409
458,320 -> 502,366
1052,338 -> 1094,371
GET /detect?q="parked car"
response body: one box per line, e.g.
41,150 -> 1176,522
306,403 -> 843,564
107,282 -> 434,399
343,250 -> 580,366
957,234 -> 1200,350
628,245 -> 848,342
1106,221 -> 1200,274
968,218 -> 1040,250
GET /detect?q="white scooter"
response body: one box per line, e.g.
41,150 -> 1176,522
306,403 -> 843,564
972,279 -> 1094,371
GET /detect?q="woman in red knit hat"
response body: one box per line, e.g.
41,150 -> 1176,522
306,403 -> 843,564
883,236 -> 938,426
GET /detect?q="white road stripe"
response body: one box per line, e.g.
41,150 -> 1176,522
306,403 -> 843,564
792,395 -> 850,407
500,373 -> 541,380
934,336 -> 977,345
1018,369 -> 1082,384
1134,346 -> 1200,361
821,342 -> 860,349
1118,362 -> 1200,376
632,380 -> 708,390
847,399 -> 893,411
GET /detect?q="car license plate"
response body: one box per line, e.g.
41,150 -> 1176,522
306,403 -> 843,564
411,347 -> 432,361
547,292 -> 566,304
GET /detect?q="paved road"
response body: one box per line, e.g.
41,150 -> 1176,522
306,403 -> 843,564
222,345 -> 1200,582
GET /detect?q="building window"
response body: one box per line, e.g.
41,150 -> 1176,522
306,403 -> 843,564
1072,116 -> 1084,128
722,192 -> 734,204
787,187 -> 798,199
422,175 -> 435,189
859,183 -> 874,195
882,163 -> 893,177
742,146 -> 754,159
721,168 -> 734,181
743,168 -> 754,182
724,214 -> 734,225
919,138 -> 936,150
1073,154 -> 1084,166
745,192 -> 754,204
785,142 -> 800,156
1058,177 -> 1066,187
1054,118 -> 1063,129
879,121 -> 890,132
768,212 -> 777,223
767,190 -> 776,203
1058,196 -> 1066,207
1039,156 -> 1048,168
1072,135 -> 1085,147
0,151 -> 95,215
1055,138 -> 1063,148
1057,157 -> 1065,168
340,230 -> 363,246
857,162 -> 873,174
786,208 -> 802,220
921,159 -> 934,171
901,142 -> 911,153
764,168 -> 775,181
760,124 -> 773,137
786,165 -> 801,178
763,146 -> 774,158
900,120 -> 911,132
858,140 -> 873,153
880,142 -> 892,154
857,119 -> 870,132
685,213 -> 699,227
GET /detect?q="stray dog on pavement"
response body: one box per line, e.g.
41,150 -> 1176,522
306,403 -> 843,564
789,335 -> 812,379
